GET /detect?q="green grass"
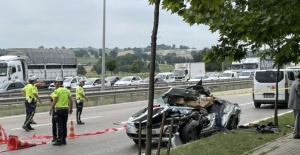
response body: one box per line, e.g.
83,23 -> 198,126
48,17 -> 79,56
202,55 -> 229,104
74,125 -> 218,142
159,64 -> 174,72
160,112 -> 294,155
77,57 -> 99,65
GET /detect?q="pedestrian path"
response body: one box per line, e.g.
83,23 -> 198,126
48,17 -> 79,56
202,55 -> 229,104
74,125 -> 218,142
243,133 -> 300,155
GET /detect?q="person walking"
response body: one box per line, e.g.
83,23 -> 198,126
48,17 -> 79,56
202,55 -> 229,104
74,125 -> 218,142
21,76 -> 42,131
75,79 -> 88,125
288,72 -> 300,139
49,77 -> 73,146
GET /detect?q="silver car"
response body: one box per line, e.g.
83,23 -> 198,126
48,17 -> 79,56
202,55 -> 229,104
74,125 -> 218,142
125,80 -> 241,146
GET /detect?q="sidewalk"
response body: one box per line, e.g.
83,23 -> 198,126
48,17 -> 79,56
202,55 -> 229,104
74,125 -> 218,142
243,133 -> 299,155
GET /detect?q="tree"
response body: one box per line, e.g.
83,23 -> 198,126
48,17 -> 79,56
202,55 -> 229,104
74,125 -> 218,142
158,0 -> 300,126
109,50 -> 118,58
106,58 -> 117,75
77,65 -> 87,75
129,60 -> 145,73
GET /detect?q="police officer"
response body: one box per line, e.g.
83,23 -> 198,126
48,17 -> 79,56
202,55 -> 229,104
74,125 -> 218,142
49,77 -> 73,146
75,79 -> 88,125
50,86 -> 58,142
22,76 -> 42,131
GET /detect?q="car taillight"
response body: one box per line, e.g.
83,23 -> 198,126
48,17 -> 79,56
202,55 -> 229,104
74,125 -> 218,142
153,104 -> 160,108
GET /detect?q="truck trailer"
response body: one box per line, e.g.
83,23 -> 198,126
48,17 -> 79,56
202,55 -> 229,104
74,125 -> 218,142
0,48 -> 77,87
173,62 -> 205,82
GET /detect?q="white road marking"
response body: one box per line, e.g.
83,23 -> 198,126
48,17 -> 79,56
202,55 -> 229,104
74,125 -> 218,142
10,115 -> 103,130
239,102 -> 253,106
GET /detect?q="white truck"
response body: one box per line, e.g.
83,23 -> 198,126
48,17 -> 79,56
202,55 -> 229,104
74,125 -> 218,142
0,48 -> 77,88
230,59 -> 245,74
173,62 -> 205,82
242,57 -> 274,70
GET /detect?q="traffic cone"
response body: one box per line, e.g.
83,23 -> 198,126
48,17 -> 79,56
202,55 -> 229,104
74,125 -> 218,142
0,125 -> 7,144
67,120 -> 77,139
7,135 -> 36,150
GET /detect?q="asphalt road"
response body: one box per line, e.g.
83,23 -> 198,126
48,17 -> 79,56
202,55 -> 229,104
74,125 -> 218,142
0,88 -> 292,155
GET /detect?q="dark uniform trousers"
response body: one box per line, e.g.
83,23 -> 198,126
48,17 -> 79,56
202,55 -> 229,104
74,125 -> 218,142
23,99 -> 36,127
52,109 -> 57,140
76,101 -> 83,123
54,109 -> 68,142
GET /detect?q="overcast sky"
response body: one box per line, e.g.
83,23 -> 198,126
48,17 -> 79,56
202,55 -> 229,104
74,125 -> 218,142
0,0 -> 219,49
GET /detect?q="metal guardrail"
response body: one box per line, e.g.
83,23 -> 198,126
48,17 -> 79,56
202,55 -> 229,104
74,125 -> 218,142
0,80 -> 253,106
0,78 -> 252,98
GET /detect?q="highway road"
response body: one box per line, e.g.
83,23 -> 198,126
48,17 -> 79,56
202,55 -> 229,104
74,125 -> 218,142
0,88 -> 292,155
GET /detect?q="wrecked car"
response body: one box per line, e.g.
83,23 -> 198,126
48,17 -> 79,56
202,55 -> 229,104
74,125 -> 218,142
125,80 -> 242,146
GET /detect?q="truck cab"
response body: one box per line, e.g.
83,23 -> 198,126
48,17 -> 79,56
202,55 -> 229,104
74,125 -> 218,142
0,56 -> 24,83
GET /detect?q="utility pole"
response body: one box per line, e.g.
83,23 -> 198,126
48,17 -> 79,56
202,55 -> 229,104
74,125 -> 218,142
101,0 -> 106,91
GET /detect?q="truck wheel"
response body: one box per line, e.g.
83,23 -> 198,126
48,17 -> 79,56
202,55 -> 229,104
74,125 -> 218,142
179,120 -> 200,144
132,139 -> 145,145
254,102 -> 261,108
227,116 -> 238,130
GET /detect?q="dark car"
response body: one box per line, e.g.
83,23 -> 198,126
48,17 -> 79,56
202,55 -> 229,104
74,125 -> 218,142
105,76 -> 122,86
0,80 -> 27,94
139,77 -> 167,85
125,80 -> 241,146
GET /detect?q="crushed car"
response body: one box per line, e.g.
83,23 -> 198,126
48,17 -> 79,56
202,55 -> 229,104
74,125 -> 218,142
125,80 -> 241,146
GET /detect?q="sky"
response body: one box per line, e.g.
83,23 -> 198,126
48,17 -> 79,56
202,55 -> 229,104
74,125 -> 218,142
0,0 -> 219,50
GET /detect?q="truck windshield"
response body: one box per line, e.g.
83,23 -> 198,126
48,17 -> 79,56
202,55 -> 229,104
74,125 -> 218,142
231,65 -> 243,70
173,70 -> 184,76
243,64 -> 257,69
0,66 -> 7,76
156,74 -> 166,79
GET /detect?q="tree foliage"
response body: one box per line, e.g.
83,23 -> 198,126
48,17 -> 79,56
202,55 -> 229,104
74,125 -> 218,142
77,65 -> 87,75
106,58 -> 117,75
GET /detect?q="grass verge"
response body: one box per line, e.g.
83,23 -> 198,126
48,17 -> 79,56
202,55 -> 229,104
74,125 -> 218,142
160,112 -> 294,155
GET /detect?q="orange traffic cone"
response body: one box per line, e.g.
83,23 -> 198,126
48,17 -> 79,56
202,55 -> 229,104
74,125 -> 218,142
0,125 -> 6,144
67,120 -> 77,139
7,135 -> 36,150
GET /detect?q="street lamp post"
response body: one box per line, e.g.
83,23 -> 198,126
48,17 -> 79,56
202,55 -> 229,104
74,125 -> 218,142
101,0 -> 106,91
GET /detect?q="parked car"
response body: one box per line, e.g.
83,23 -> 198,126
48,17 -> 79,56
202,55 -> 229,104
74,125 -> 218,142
155,72 -> 175,83
206,73 -> 221,81
238,70 -> 254,79
125,80 -> 241,146
48,82 -> 55,90
0,80 -> 27,94
105,76 -> 122,86
74,78 -> 111,88
139,77 -> 167,85
63,76 -> 86,88
114,76 -> 142,86
188,74 -> 208,82
219,72 -> 239,80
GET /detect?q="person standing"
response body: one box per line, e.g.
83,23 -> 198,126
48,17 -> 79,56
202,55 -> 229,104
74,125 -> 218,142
21,76 -> 42,131
49,77 -> 73,146
75,79 -> 88,125
50,86 -> 58,142
288,73 -> 300,139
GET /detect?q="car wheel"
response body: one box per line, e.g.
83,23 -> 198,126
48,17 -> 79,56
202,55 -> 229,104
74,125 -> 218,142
254,102 -> 261,108
179,120 -> 200,144
132,139 -> 145,145
227,116 -> 238,130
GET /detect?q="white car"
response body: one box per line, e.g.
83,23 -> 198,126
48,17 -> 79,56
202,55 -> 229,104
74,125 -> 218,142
63,76 -> 86,88
188,74 -> 208,82
73,78 -> 111,88
206,73 -> 221,81
238,70 -> 254,79
114,76 -> 142,86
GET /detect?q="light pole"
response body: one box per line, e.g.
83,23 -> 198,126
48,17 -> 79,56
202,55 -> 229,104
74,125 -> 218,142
101,0 -> 106,91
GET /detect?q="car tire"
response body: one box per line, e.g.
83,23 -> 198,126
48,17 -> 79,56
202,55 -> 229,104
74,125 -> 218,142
132,139 -> 145,145
254,102 -> 261,108
179,120 -> 200,144
227,115 -> 238,130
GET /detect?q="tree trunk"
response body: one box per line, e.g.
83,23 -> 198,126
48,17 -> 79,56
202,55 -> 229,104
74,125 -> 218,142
274,64 -> 279,126
145,1 -> 160,155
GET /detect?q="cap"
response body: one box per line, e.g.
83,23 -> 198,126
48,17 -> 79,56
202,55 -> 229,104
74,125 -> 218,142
79,79 -> 85,82
29,76 -> 38,81
55,77 -> 64,82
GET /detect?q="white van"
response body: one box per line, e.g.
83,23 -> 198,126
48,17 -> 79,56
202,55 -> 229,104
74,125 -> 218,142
156,72 -> 175,83
239,70 -> 254,79
219,71 -> 239,79
253,69 -> 299,108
